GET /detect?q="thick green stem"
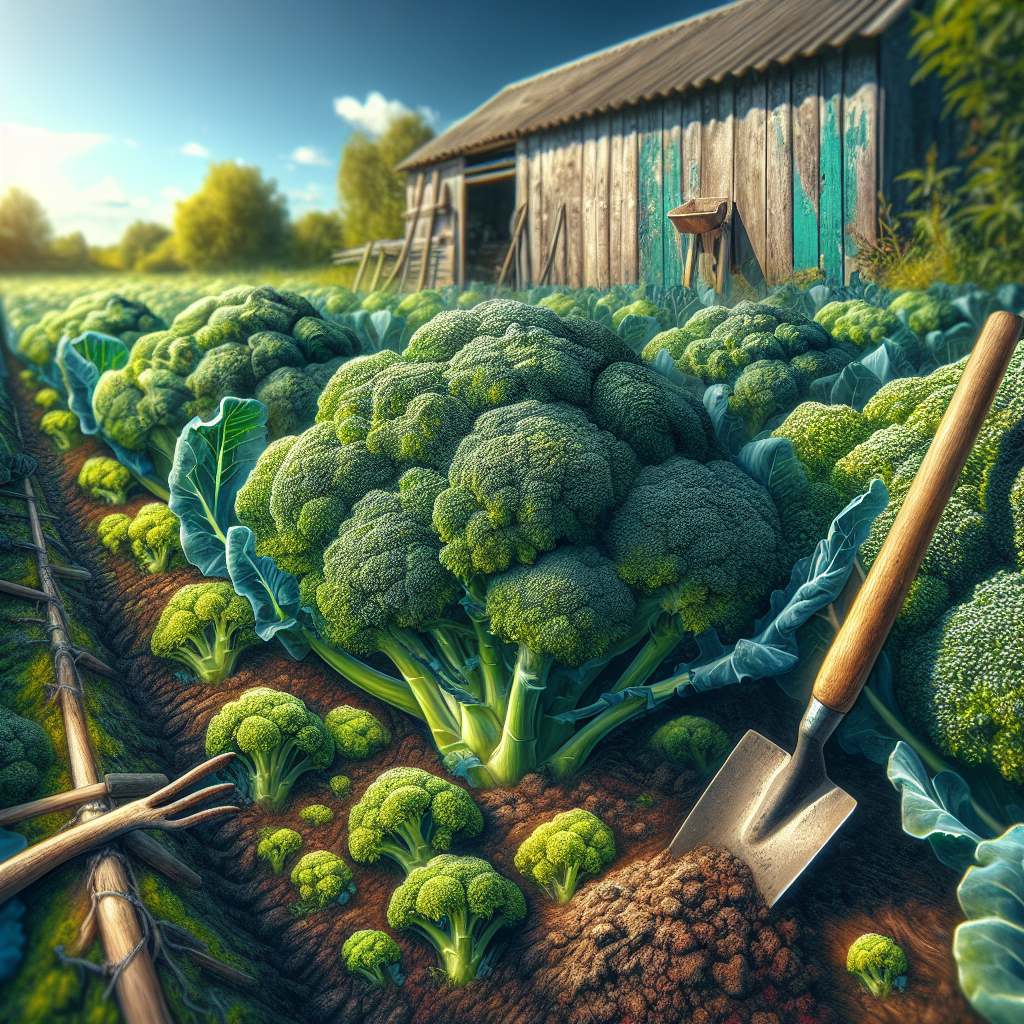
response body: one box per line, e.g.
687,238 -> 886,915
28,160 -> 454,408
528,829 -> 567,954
610,617 -> 688,695
458,704 -> 501,762
130,470 -> 171,502
471,617 -> 508,717
484,647 -> 547,788
394,817 -> 436,872
544,694 -> 648,780
431,628 -> 482,695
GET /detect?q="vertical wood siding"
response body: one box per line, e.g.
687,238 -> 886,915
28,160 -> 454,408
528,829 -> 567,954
766,64 -> 794,284
639,102 -> 665,287
792,57 -> 821,274
662,95 -> 684,289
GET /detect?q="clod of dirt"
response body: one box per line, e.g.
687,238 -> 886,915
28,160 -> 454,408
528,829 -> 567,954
518,845 -> 829,1024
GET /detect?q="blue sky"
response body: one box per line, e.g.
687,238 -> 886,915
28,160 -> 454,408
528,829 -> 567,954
0,0 -> 711,244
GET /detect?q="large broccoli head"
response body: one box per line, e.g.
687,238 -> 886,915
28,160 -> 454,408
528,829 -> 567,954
513,808 -> 616,903
348,766 -> 484,874
324,706 -> 391,760
649,715 -> 730,771
0,707 -> 55,806
290,850 -> 355,909
814,299 -> 897,348
341,929 -> 403,987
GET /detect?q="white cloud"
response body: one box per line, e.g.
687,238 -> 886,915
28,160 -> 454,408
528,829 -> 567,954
181,141 -> 210,158
291,145 -> 330,166
124,138 -> 139,149
160,185 -> 187,202
333,91 -> 437,135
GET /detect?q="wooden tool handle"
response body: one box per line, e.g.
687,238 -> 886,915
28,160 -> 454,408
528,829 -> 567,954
813,311 -> 1023,713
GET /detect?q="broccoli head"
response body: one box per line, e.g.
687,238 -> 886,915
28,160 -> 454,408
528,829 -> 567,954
33,388 -> 62,411
0,706 -> 55,806
387,854 -> 526,987
348,766 -> 484,874
727,359 -> 801,438
649,715 -> 730,771
888,290 -> 956,336
97,512 -> 131,557
299,804 -> 335,826
329,775 -> 353,798
404,310 -> 481,363
127,502 -> 183,573
814,300 -> 897,348
257,828 -> 302,874
830,423 -> 932,501
324,706 -> 391,760
78,457 -> 136,505
611,299 -> 671,332
290,850 -> 355,909
846,933 -> 907,1000
513,808 -> 616,903
772,402 -> 872,483
151,582 -> 259,686
341,929 -> 403,987
39,410 -> 83,451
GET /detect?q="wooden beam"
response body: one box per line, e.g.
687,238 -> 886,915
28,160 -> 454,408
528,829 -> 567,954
368,245 -> 387,292
497,203 -> 528,289
417,169 -> 442,291
766,63 -> 795,285
352,242 -> 374,291
538,203 -> 566,285
383,171 -> 426,290
0,578 -> 54,603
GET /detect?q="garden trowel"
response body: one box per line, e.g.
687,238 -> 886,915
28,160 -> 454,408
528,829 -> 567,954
670,311 -> 1024,905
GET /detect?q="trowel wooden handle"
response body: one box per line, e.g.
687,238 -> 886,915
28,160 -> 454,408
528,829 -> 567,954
812,311 -> 1023,714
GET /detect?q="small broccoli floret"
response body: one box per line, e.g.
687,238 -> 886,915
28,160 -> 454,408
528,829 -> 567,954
78,457 -> 136,505
127,503 -> 183,573
205,687 -> 336,813
324,706 -> 391,760
649,715 -> 730,771
387,854 -> 526,987
329,775 -> 353,798
348,766 -> 484,874
846,933 -> 907,1000
830,423 -> 932,501
39,410 -> 83,451
0,706 -> 56,806
300,804 -> 335,826
341,929 -> 403,987
151,582 -> 259,686
513,809 -> 616,903
97,513 -> 131,556
33,388 -> 61,411
290,850 -> 356,909
815,300 -> 897,348
257,828 -> 303,874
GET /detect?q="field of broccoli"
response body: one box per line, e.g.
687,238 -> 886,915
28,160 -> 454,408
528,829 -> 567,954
0,270 -> 1021,1024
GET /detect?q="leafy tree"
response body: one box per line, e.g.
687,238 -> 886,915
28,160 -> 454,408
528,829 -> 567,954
0,187 -> 53,270
50,231 -> 91,271
289,210 -> 344,266
136,235 -> 184,273
119,220 -> 172,271
174,162 -> 288,271
337,112 -> 433,246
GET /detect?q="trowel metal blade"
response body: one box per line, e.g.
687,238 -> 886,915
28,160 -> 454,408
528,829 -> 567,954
668,730 -> 857,905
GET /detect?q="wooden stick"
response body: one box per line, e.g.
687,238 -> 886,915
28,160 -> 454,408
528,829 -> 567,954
538,204 -> 566,285
682,234 -> 696,290
0,577 -> 54,602
123,832 -> 202,889
352,242 -> 374,292
384,172 -> 426,291
49,564 -> 92,581
496,203 -> 528,289
369,245 -> 387,292
0,774 -> 168,827
186,949 -> 254,986
74,649 -> 115,677
417,169 -> 442,292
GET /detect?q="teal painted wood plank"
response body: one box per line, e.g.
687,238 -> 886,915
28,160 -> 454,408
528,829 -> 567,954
638,102 -> 665,287
842,37 -> 878,283
662,95 -> 683,288
792,56 -> 820,274
819,48 -> 844,283
680,91 -> 702,284
766,64 -> 793,284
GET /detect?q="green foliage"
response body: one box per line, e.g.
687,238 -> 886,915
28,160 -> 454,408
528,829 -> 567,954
324,705 -> 390,760
386,854 -> 526,987
151,582 -> 258,685
649,715 -> 730,771
348,766 -> 484,874
256,827 -> 303,874
205,686 -> 335,812
38,409 -> 82,451
0,705 -> 55,806
118,221 -> 172,272
0,186 -> 52,271
888,290 -> 956,336
329,774 -> 353,798
98,502 -> 183,573
846,933 -> 908,1001
290,850 -> 355,910
289,210 -> 344,267
77,456 -> 136,505
341,930 -> 403,987
299,803 -> 335,826
513,808 -> 616,903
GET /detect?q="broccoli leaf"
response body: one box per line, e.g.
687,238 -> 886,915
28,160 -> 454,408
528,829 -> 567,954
736,436 -> 808,508
56,331 -> 129,435
225,525 -> 309,659
924,323 -> 977,370
648,348 -> 705,397
954,824 -> 1024,1024
346,310 -> 406,353
169,397 -> 269,577
615,314 -> 661,354
702,384 -> 746,455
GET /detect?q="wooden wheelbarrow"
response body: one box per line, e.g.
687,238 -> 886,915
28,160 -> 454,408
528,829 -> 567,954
668,197 -> 730,293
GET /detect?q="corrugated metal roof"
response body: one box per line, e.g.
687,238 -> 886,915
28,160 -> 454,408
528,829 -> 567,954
398,0 -> 911,170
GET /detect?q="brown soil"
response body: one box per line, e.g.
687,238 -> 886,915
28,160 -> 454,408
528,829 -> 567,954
20,382 -> 985,1024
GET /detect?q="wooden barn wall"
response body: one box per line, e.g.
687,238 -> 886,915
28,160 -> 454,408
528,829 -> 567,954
403,158 -> 463,289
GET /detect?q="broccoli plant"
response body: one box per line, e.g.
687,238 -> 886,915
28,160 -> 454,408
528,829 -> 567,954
649,715 -> 730,771
39,410 -> 83,451
324,706 -> 390,760
257,828 -> 302,875
514,809 -> 616,903
205,687 -> 335,813
846,933 -> 908,1000
299,804 -> 335,826
77,457 -> 136,505
290,850 -> 355,910
347,766 -> 484,874
98,503 -> 183,573
151,582 -> 259,685
815,300 -> 898,349
33,388 -> 61,411
0,707 -> 55,806
387,855 -> 526,987
341,930 -> 403,987
329,775 -> 353,798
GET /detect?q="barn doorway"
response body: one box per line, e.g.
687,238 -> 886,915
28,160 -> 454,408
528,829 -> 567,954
463,151 -> 516,283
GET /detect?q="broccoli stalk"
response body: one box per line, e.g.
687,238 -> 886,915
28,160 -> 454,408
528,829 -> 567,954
846,933 -> 908,1000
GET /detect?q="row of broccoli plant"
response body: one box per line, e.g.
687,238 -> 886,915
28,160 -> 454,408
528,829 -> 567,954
155,297 -> 886,791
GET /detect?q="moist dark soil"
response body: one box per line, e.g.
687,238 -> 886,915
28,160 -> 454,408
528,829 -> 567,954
19,377 -> 984,1024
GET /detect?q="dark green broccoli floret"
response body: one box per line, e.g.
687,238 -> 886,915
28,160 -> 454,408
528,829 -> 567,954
78,457 -> 136,505
247,331 -> 305,381
151,582 -> 259,685
39,410 -> 83,451
299,804 -> 335,826
846,933 -> 908,1000
290,850 -> 355,909
256,828 -> 302,874
404,310 -> 481,362
387,854 -> 526,987
324,706 -> 391,760
341,929 -> 403,987
513,808 -> 616,903
185,343 -> 255,420
347,766 -> 484,874
205,686 -> 336,813
649,715 -> 730,770
727,359 -> 800,439
0,706 -> 55,806
329,775 -> 353,798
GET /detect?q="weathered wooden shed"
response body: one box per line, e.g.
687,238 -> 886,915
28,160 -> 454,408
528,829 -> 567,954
396,0 -> 955,293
